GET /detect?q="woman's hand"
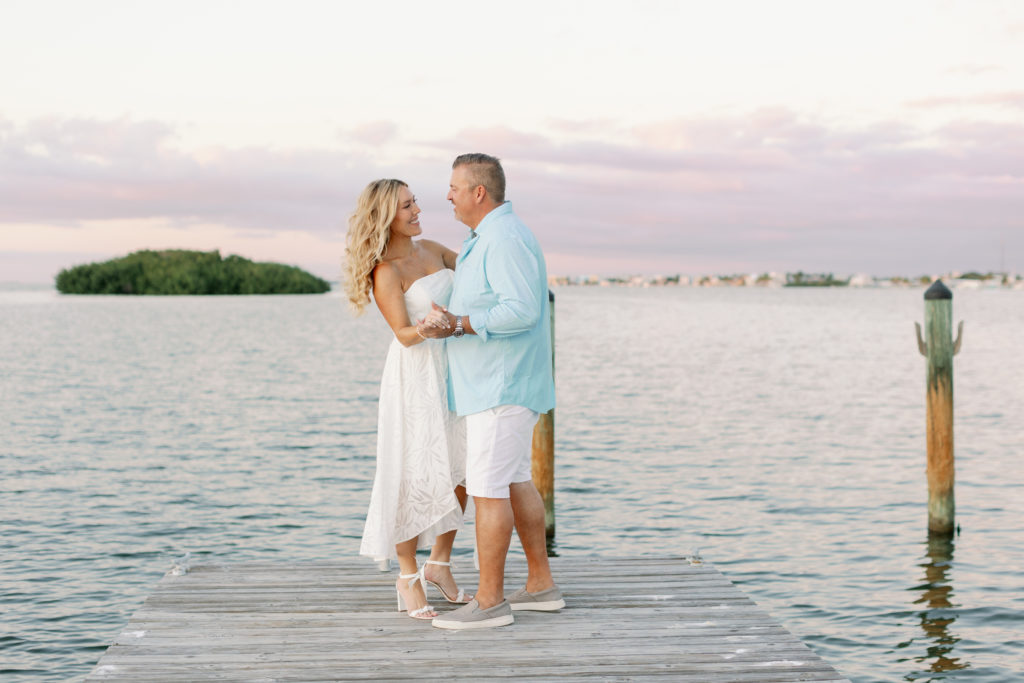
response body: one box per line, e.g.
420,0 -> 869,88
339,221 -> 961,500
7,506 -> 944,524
417,302 -> 454,338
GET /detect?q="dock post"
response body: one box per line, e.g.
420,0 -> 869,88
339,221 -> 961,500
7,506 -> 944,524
914,280 -> 963,536
532,289 -> 555,539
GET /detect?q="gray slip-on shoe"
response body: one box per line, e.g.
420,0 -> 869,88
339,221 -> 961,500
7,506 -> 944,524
431,598 -> 514,630
507,585 -> 565,611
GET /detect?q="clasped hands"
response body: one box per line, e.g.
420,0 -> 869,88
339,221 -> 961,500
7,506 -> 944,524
416,301 -> 456,339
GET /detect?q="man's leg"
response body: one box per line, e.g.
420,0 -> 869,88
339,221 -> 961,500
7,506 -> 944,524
431,493 -> 516,628
510,481 -> 555,593
472,495 -> 514,609
446,406 -> 531,612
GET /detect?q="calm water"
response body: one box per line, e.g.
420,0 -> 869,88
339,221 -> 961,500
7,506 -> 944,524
2,286 -> 1022,682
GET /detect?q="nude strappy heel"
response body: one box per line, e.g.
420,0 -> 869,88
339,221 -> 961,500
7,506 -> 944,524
422,560 -> 471,604
396,570 -> 435,619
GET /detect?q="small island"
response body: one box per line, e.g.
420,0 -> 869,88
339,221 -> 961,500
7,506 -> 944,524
55,249 -> 331,295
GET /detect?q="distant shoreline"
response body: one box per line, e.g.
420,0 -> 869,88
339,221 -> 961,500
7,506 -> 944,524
549,271 -> 1024,289
5,271 -> 1022,292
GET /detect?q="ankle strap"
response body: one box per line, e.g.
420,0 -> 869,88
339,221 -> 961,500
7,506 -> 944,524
398,570 -> 421,587
425,560 -> 453,568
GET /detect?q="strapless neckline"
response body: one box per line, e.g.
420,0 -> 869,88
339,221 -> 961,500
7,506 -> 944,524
406,269 -> 451,294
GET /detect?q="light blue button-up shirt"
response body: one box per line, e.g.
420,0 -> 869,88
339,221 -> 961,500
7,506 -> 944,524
446,202 -> 555,417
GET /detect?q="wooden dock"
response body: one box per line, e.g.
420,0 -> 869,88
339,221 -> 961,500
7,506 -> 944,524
86,556 -> 848,682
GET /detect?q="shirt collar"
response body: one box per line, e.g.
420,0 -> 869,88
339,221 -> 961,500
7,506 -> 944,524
470,202 -> 512,238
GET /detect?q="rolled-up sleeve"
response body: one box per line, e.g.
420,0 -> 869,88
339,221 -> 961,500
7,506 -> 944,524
469,237 -> 542,342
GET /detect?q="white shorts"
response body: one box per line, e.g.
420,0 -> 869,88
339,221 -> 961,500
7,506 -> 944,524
465,404 -> 540,499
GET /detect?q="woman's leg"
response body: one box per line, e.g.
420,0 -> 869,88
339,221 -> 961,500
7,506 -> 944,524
424,485 -> 472,599
428,530 -> 457,563
395,536 -> 434,616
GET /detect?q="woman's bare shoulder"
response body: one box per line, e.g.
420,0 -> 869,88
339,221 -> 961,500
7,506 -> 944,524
418,239 -> 457,268
417,239 -> 450,255
372,260 -> 400,288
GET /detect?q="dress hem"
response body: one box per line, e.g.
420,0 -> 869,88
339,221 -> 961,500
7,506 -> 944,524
359,503 -> 465,563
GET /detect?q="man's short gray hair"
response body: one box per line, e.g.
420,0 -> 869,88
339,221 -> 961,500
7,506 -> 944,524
453,153 -> 506,203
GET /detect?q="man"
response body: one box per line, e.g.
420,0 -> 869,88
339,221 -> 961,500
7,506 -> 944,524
417,153 -> 562,630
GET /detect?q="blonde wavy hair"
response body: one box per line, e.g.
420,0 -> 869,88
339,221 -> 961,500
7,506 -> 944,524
343,178 -> 408,313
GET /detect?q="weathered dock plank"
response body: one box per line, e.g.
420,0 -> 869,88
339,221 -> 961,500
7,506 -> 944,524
87,557 -> 848,682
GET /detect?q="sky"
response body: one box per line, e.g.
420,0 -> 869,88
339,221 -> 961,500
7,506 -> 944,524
1,0 -> 1023,283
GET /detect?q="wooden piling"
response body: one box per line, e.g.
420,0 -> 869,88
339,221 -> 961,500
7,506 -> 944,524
532,289 -> 555,539
915,280 -> 962,536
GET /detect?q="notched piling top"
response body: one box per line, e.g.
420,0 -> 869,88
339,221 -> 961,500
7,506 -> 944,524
925,280 -> 953,300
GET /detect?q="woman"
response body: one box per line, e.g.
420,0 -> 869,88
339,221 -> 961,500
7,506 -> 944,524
344,178 -> 471,620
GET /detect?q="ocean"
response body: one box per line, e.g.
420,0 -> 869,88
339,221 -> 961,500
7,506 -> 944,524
2,285 -> 1022,681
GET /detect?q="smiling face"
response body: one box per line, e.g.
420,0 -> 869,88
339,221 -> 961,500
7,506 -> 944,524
389,185 -> 421,238
446,165 -> 479,228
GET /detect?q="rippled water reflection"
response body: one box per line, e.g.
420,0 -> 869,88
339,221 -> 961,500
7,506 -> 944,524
2,286 -> 1022,681
900,536 -> 966,678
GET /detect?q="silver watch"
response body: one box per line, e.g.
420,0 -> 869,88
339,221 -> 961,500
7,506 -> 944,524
452,316 -> 464,338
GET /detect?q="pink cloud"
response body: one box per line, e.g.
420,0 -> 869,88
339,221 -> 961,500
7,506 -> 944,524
944,64 -> 1002,76
346,121 -> 398,146
905,91 -> 1024,109
449,126 -> 549,152
3,111 -> 1022,277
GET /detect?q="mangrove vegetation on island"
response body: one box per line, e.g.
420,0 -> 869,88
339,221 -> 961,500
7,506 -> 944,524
55,250 -> 331,295
784,271 -> 850,287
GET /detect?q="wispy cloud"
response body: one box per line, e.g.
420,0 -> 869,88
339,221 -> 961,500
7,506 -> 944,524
345,121 -> 399,146
0,116 -> 380,231
944,63 -> 1002,77
426,110 -> 1024,272
906,91 -> 1024,110
2,111 -> 1021,276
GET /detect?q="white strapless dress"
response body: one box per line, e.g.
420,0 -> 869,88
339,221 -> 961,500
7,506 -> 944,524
359,269 -> 467,564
